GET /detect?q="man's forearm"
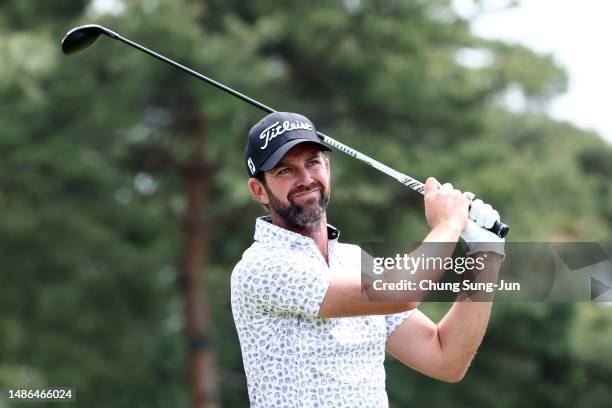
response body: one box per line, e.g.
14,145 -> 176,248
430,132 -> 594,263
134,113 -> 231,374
435,254 -> 502,379
363,222 -> 462,302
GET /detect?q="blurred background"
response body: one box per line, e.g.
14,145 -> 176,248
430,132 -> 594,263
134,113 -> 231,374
1,0 -> 611,407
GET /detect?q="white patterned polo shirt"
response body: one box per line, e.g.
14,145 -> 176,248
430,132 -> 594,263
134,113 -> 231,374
231,216 -> 415,407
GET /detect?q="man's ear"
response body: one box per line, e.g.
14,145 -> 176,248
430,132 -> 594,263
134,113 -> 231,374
248,177 -> 269,206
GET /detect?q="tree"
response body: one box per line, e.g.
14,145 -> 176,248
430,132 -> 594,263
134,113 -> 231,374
2,1 -> 611,407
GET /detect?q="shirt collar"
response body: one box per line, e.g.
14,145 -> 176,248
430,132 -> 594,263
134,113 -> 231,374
254,215 -> 340,247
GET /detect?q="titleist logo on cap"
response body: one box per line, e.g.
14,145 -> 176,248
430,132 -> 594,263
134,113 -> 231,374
259,120 -> 313,150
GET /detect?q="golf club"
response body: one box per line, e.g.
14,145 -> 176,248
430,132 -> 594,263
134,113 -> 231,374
61,24 -> 509,238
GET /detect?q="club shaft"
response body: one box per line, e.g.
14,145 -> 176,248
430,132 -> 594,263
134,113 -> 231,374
318,131 -> 425,193
108,31 -> 424,192
111,31 -> 277,114
101,29 -> 508,238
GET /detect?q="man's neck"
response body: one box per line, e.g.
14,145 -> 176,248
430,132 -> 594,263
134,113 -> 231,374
270,213 -> 329,264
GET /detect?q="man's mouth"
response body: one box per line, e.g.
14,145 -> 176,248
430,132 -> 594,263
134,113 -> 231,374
291,189 -> 321,200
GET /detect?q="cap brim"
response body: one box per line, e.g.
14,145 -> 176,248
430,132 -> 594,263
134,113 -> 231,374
259,139 -> 331,172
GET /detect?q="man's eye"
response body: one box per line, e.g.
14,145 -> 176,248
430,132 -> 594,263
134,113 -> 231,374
308,160 -> 321,166
278,168 -> 291,175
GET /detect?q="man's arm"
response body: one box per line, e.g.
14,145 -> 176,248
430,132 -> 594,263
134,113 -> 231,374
318,220 -> 461,318
384,195 -> 505,382
385,253 -> 502,382
318,177 -> 469,318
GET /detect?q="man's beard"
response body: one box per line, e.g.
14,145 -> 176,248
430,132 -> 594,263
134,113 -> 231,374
264,183 -> 330,228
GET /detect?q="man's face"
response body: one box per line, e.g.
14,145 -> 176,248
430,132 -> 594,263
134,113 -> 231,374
258,144 -> 331,228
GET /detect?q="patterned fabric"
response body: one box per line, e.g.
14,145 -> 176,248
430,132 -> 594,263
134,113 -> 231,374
231,216 -> 415,407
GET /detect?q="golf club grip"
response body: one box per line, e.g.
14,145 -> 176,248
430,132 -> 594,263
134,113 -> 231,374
488,220 -> 509,238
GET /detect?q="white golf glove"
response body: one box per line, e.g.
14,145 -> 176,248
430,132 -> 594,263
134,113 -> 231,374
460,194 -> 505,258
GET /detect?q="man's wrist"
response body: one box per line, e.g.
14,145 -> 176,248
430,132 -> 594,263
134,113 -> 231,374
432,219 -> 464,240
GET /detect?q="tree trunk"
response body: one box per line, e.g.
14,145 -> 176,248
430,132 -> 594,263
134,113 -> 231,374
180,113 -> 219,408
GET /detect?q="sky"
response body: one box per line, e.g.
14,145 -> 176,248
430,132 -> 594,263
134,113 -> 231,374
453,0 -> 612,143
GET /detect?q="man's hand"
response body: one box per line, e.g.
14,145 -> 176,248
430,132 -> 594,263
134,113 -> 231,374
424,177 -> 470,235
460,195 -> 505,257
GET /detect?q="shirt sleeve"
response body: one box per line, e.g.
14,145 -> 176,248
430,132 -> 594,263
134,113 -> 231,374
384,309 -> 417,339
232,255 -> 332,318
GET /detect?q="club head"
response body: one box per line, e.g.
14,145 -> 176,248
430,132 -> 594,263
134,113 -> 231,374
61,24 -> 106,55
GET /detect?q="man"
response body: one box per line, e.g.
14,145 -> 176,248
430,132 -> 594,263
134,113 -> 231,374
231,112 -> 505,407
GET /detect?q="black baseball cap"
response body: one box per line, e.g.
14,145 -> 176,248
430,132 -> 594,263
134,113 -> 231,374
244,112 -> 330,177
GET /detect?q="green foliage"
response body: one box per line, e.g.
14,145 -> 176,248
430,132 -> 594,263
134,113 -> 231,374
1,0 -> 611,407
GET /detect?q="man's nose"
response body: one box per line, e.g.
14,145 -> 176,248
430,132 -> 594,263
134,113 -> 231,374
293,165 -> 314,187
